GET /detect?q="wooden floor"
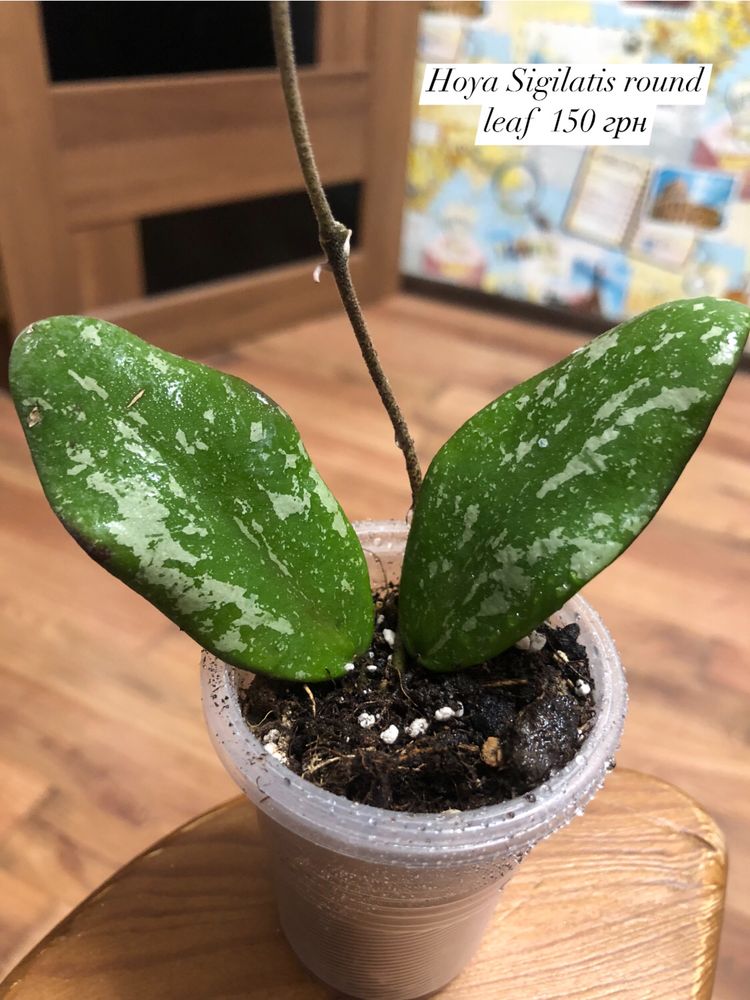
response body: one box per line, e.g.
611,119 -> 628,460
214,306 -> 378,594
1,292 -> 748,997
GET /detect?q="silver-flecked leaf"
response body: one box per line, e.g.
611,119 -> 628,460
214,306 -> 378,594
10,316 -> 373,681
400,297 -> 749,669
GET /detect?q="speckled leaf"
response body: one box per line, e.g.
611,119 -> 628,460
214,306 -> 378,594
400,297 -> 750,670
10,316 -> 373,680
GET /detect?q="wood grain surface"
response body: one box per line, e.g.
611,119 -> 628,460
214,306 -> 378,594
0,770 -> 726,1000
0,1 -> 418,363
317,0 -> 370,69
53,68 -> 368,229
0,3 -> 80,330
359,3 -> 420,300
0,293 -> 748,996
97,254 -> 373,355
72,223 -> 145,310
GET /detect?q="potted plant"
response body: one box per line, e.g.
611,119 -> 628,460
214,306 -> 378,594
8,6 -> 749,999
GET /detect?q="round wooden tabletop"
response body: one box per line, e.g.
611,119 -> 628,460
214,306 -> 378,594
0,768 -> 725,1000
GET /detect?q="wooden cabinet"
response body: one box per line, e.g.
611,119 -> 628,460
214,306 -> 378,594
0,2 -> 418,359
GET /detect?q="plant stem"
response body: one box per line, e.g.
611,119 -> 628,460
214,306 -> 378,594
270,1 -> 423,505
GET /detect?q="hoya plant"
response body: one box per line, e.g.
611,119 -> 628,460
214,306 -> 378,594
8,5 -> 750,686
10,294 -> 748,684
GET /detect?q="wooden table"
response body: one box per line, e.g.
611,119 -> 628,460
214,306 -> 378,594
0,769 -> 725,1000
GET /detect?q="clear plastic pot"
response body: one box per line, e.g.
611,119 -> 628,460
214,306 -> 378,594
201,520 -> 627,1000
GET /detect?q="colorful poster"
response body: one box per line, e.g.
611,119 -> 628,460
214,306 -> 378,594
564,151 -> 649,249
401,0 -> 750,324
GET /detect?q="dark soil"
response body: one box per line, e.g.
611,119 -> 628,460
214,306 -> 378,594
241,586 -> 595,813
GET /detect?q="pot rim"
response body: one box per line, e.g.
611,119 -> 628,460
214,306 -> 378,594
201,519 -> 628,863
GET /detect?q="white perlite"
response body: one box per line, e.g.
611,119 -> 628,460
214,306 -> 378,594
529,630 -> 546,651
263,728 -> 287,763
380,725 -> 399,745
406,718 -> 429,738
434,706 -> 456,721
366,663 -> 378,673
516,630 -> 546,651
344,662 -> 355,672
575,679 -> 591,696
382,628 -> 396,647
358,711 -> 377,729
264,741 -> 288,764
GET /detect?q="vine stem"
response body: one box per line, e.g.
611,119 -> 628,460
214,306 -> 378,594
270,2 -> 422,505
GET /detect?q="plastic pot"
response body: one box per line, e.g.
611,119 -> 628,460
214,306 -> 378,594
201,520 -> 627,1000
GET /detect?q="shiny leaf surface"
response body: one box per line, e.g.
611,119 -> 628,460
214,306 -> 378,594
10,317 -> 373,680
400,297 -> 749,669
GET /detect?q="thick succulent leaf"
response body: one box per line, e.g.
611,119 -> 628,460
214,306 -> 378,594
400,297 -> 749,670
10,316 -> 373,680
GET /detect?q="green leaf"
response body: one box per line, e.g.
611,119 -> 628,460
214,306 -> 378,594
10,316 -> 373,681
400,297 -> 749,670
